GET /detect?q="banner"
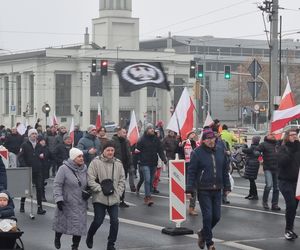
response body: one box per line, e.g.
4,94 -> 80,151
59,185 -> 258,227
114,62 -> 170,92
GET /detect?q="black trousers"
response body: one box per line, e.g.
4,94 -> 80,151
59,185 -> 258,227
249,179 -> 258,196
21,171 -> 43,206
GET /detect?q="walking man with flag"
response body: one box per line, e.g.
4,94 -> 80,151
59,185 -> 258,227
278,129 -> 300,240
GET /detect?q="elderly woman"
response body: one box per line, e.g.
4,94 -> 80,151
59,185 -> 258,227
53,148 -> 88,250
86,141 -> 125,250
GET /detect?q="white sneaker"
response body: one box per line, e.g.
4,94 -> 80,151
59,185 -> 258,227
285,230 -> 295,240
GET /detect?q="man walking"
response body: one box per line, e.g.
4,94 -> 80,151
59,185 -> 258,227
4,127 -> 23,168
257,133 -> 281,211
136,124 -> 167,206
18,128 -> 46,215
187,129 -> 231,250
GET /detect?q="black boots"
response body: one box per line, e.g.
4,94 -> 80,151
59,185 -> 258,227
86,233 -> 93,249
37,205 -> 46,215
20,202 -> 25,213
54,233 -> 61,249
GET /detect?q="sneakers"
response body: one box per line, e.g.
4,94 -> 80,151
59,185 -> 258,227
86,233 -> 93,249
207,244 -> 216,250
152,188 -> 160,194
248,195 -> 259,200
271,205 -> 281,211
119,201 -> 130,208
285,230 -> 298,240
197,230 -> 205,249
262,202 -> 269,210
144,196 -> 154,206
222,197 -> 230,204
244,194 -> 251,199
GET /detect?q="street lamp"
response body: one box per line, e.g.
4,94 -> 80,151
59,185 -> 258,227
42,103 -> 51,127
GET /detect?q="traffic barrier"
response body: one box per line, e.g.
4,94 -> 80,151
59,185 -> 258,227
162,155 -> 193,236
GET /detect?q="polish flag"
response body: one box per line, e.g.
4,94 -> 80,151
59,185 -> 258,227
166,88 -> 195,140
127,110 -> 139,146
51,112 -> 58,126
69,117 -> 74,144
96,103 -> 102,130
271,77 -> 299,134
203,112 -> 214,127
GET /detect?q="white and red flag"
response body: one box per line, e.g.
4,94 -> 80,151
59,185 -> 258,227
96,103 -> 102,130
69,117 -> 74,144
127,110 -> 139,146
271,77 -> 300,133
166,88 -> 195,140
51,112 -> 59,126
296,171 -> 300,200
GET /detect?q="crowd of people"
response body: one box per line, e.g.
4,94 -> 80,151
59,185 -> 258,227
0,119 -> 299,250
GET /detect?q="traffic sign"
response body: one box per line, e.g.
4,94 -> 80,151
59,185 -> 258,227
247,81 -> 263,100
10,105 -> 16,115
248,59 -> 262,79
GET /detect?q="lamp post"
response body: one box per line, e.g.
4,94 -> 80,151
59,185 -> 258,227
42,103 -> 51,128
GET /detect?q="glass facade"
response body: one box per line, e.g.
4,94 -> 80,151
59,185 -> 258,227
16,75 -> 21,116
55,74 -> 71,116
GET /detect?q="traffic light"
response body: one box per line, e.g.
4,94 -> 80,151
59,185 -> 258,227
224,65 -> 231,79
91,59 -> 97,73
101,60 -> 108,75
189,60 -> 196,78
197,64 -> 204,79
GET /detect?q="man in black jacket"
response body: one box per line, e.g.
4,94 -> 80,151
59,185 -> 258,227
4,127 -> 23,168
257,133 -> 281,211
136,124 -> 167,206
112,127 -> 133,208
187,129 -> 231,250
18,128 -> 46,215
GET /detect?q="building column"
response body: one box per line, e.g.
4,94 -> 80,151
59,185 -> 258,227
81,72 -> 91,129
109,73 -> 119,123
9,74 -> 15,127
133,88 -> 147,127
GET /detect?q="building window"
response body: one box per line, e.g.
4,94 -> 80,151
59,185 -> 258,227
4,77 -> 9,115
90,72 -> 102,96
16,75 -> 21,116
56,74 -> 71,116
29,75 -> 34,115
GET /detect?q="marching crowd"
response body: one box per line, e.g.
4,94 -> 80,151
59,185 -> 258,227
0,119 -> 299,250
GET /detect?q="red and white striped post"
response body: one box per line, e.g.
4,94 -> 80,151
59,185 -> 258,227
162,155 -> 193,236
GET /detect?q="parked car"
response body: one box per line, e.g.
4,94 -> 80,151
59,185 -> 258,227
104,122 -> 118,132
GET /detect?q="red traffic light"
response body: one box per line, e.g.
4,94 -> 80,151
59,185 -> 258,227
100,60 -> 108,75
101,60 -> 107,66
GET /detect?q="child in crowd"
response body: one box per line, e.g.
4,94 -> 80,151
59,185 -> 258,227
0,191 -> 17,232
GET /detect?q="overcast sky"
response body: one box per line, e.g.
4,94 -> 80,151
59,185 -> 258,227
0,0 -> 299,52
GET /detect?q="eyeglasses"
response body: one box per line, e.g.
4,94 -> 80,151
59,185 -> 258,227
289,133 -> 298,137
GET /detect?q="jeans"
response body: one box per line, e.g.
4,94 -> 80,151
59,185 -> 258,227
88,203 -> 119,247
279,180 -> 299,231
141,166 -> 156,197
198,190 -> 221,248
262,170 -> 279,205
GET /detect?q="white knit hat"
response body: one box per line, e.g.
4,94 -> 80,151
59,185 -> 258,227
28,128 -> 38,137
0,192 -> 9,200
69,148 -> 83,161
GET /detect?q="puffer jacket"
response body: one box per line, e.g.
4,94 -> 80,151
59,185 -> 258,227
0,190 -> 15,220
257,137 -> 279,172
87,155 -> 125,206
243,144 -> 260,180
77,133 -> 101,166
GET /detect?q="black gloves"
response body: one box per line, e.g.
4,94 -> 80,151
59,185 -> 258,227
57,201 -> 64,211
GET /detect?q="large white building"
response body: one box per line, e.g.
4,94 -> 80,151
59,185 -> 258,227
0,0 -> 192,129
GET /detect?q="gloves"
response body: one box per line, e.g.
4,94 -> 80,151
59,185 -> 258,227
57,201 -> 64,211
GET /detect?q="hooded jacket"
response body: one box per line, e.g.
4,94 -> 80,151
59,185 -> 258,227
257,137 -> 279,172
0,190 -> 15,220
87,155 -> 125,206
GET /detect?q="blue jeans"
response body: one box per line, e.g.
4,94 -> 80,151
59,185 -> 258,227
88,203 -> 119,247
263,170 -> 279,205
198,190 -> 221,248
141,166 -> 156,197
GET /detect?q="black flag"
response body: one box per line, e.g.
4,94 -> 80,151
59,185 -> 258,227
114,62 -> 170,92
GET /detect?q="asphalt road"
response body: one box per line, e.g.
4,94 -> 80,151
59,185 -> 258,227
12,171 -> 300,250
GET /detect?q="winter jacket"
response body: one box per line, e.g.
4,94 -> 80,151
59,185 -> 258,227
74,130 -> 83,147
53,159 -> 88,236
45,132 -> 57,153
77,133 -> 101,166
18,140 -> 43,173
54,132 -> 66,146
3,133 -> 23,154
54,143 -> 72,167
0,157 -> 7,191
0,190 -> 15,219
257,138 -> 279,172
278,141 -> 300,183
187,144 -> 231,192
243,144 -> 261,180
111,135 -> 132,170
87,155 -> 125,206
40,145 -> 51,179
221,129 -> 237,150
136,133 -> 167,167
162,135 -> 178,159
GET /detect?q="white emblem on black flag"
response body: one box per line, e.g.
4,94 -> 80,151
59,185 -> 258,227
114,62 -> 170,92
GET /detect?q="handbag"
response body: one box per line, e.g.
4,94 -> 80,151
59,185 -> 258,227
68,167 -> 91,201
100,163 -> 115,196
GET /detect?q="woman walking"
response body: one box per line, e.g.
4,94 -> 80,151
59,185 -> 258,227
86,141 -> 125,250
278,129 -> 300,240
53,148 -> 88,250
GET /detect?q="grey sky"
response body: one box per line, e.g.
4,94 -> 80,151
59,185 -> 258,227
0,0 -> 299,52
